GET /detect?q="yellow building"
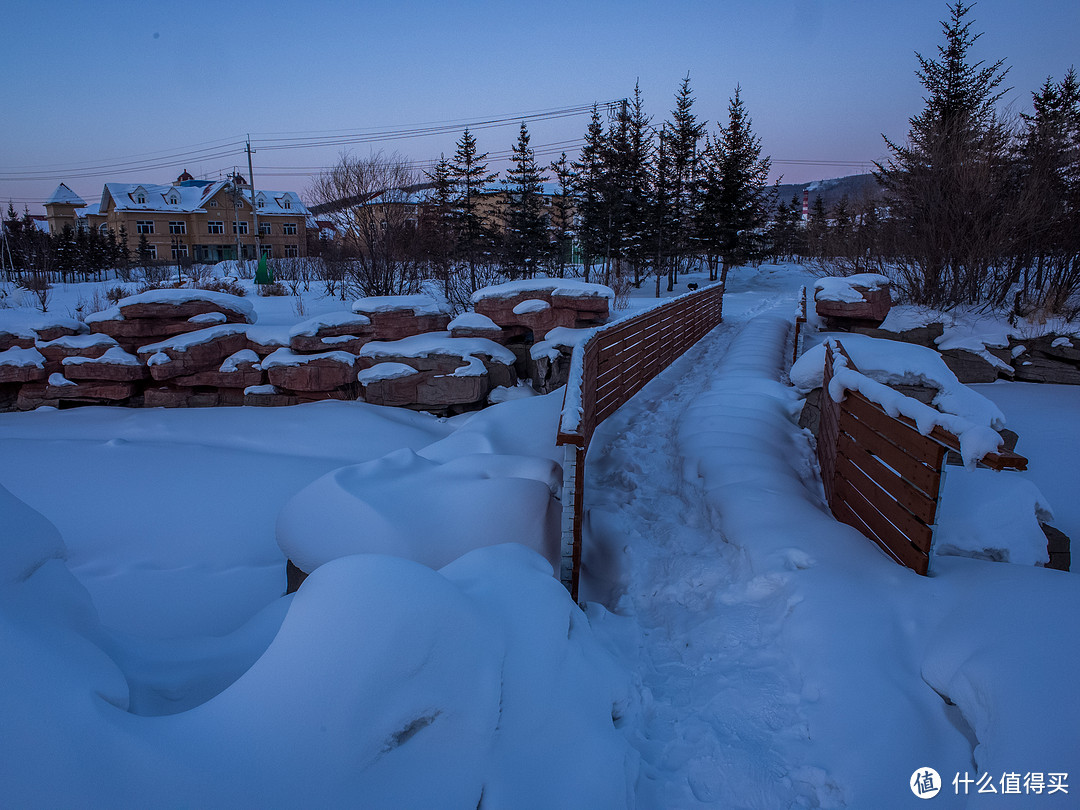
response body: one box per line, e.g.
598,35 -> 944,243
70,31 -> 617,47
44,173 -> 310,262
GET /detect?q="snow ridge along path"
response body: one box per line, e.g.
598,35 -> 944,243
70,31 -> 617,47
585,314 -> 839,807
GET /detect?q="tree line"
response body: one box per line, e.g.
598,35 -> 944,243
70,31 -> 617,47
306,76 -> 774,306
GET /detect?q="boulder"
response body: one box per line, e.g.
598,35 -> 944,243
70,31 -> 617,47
473,282 -> 611,342
144,387 -> 227,408
448,312 -> 507,343
36,333 -> 120,363
174,349 -> 264,389
62,348 -> 148,382
116,289 -> 255,324
849,322 -> 944,348
263,348 -> 360,393
352,295 -> 452,342
244,384 -> 299,407
137,325 -> 250,381
15,383 -> 56,411
32,322 -> 89,342
814,274 -> 892,328
0,347 -> 47,384
1013,357 -> 1080,385
939,347 -> 1009,383
0,331 -> 35,352
45,377 -> 137,401
289,311 -> 374,353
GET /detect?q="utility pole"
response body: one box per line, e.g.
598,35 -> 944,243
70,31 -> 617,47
246,136 -> 262,261
231,167 -> 243,263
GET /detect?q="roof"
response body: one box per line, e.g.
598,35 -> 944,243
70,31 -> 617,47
95,181 -> 308,217
245,189 -> 309,216
45,184 -> 86,207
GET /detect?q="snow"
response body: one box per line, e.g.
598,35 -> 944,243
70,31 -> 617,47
530,325 -> 595,361
359,331 -> 516,366
488,381 -> 540,404
1051,336 -> 1073,348
0,309 -> 88,337
36,333 -> 118,351
512,298 -> 551,315
357,361 -> 418,384
138,323 -> 249,355
116,288 -> 256,322
793,333 -> 1006,430
813,272 -> 890,302
0,346 -> 46,368
935,469 -> 1053,565
471,277 -> 616,303
448,311 -> 500,331
219,349 -> 260,372
261,347 -> 356,369
1,261 -> 1078,808
187,311 -> 227,325
277,450 -> 562,573
44,182 -> 86,206
288,309 -> 371,338
47,373 -> 75,387
63,346 -> 142,366
351,294 -> 450,317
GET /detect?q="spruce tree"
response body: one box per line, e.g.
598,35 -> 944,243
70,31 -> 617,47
665,74 -> 706,290
449,128 -> 499,293
573,105 -> 610,283
423,153 -> 457,297
548,152 -> 577,277
876,1 -> 1011,305
501,122 -> 548,278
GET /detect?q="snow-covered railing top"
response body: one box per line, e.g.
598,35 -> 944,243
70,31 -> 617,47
826,339 -> 1026,471
556,282 -> 724,449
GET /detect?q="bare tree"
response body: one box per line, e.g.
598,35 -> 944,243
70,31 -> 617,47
308,152 -> 425,298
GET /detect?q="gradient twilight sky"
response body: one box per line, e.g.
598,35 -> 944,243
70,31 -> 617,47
2,0 -> 1077,215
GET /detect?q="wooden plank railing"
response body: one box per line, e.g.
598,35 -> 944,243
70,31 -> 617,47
555,283 -> 725,599
818,340 -> 1027,575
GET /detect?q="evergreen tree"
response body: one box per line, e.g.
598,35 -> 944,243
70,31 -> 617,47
613,82 -> 654,283
573,105 -> 610,283
876,1 -> 1011,306
117,224 -> 131,279
449,128 -> 499,293
137,231 -> 152,268
648,126 -> 677,296
423,153 -> 457,297
665,74 -> 706,290
695,86 -> 772,282
548,152 -> 577,277
501,122 -> 548,278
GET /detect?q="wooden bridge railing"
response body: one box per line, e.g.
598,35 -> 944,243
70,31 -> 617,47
555,283 -> 725,599
818,340 -> 1027,575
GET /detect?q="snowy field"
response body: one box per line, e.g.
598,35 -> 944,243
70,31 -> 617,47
2,264 -> 1078,808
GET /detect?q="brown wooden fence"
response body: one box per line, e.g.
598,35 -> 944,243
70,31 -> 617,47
818,341 -> 1026,575
555,283 -> 725,599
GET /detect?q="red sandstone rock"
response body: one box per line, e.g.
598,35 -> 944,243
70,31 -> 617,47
263,349 -> 359,393
137,327 -> 250,381
45,379 -> 137,401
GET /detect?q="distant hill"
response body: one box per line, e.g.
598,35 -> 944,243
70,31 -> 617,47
773,173 -> 884,212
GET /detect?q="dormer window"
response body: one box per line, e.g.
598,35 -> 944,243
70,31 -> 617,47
136,193 -> 146,204
282,198 -> 292,210
168,195 -> 179,205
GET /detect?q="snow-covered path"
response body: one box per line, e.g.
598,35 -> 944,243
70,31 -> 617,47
584,298 -> 834,806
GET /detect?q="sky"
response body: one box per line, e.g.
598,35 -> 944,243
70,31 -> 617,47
2,0 -> 1078,215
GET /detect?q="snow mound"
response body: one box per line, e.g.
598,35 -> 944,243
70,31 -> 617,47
288,310 -> 371,338
351,294 -> 450,317
358,331 -> 516,366
276,450 -> 562,574
512,299 -> 551,315
357,362 -> 418,384
116,288 -> 256,321
471,277 -> 615,303
813,273 -> 890,303
0,347 -> 45,368
935,469 -> 1054,566
448,312 -> 500,331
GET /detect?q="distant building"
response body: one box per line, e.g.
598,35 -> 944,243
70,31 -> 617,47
44,173 -> 311,262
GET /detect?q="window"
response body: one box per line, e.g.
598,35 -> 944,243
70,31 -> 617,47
259,222 -> 272,235
146,244 -> 158,259
207,221 -> 224,234
99,223 -> 108,235
168,195 -> 179,205
282,198 -> 291,210
233,221 -> 249,235
282,222 -> 297,235
136,220 -> 155,234
209,200 -> 218,208
171,243 -> 189,259
169,221 -> 186,234
261,245 -> 273,258
136,193 -> 146,204
284,245 -> 299,258
257,197 -> 265,208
